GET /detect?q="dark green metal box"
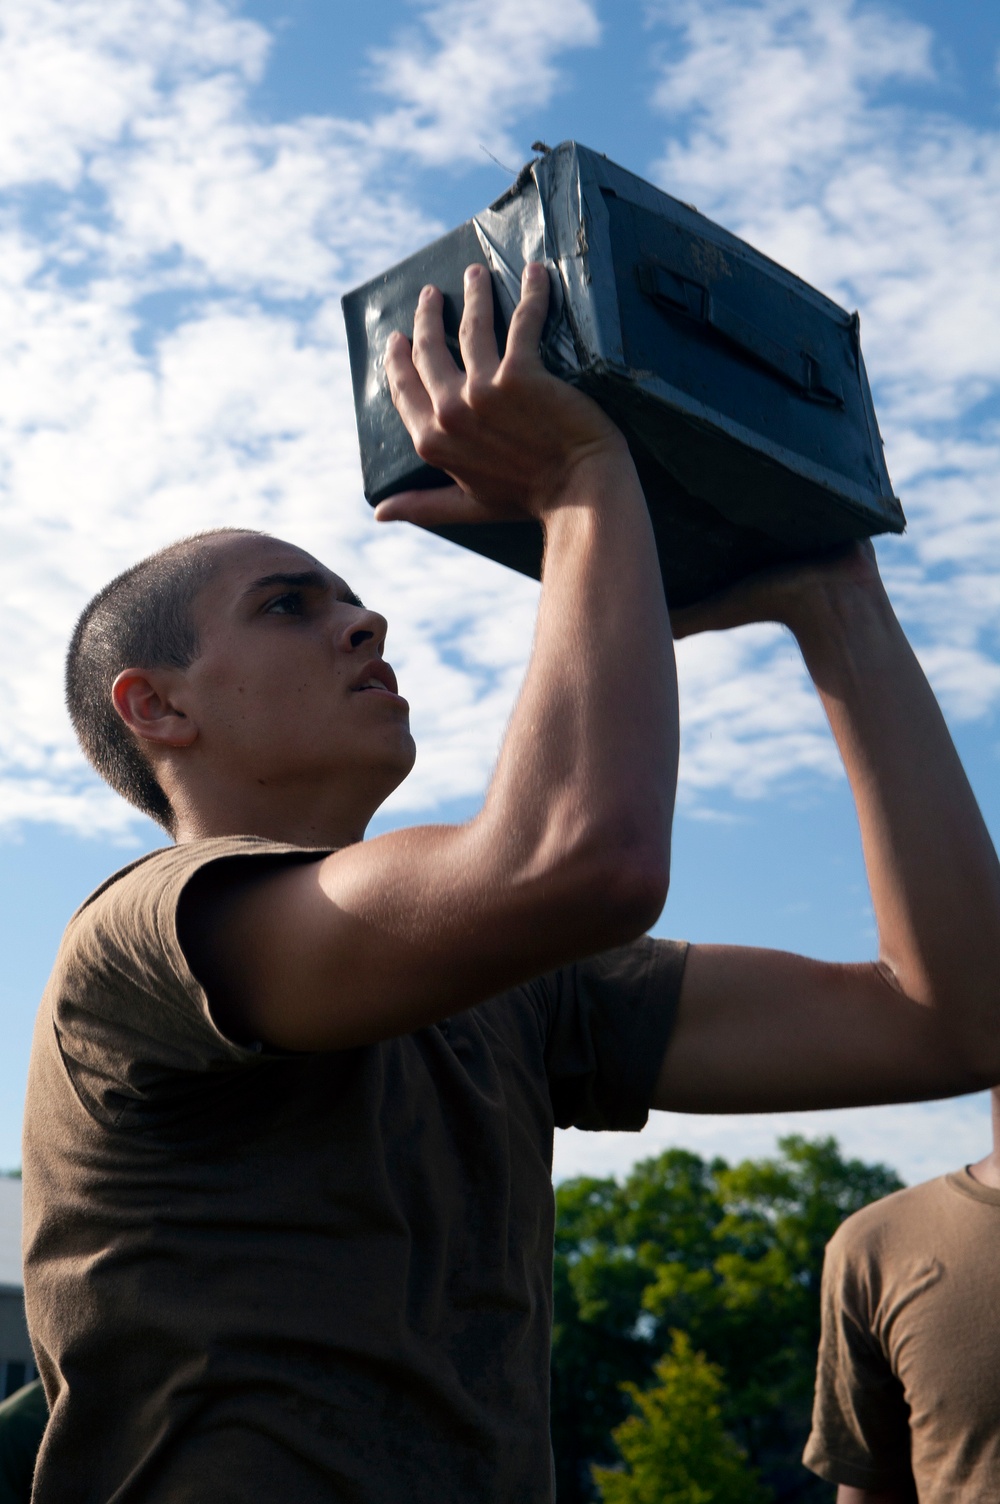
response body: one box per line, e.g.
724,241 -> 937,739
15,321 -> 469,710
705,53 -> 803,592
342,142 -> 902,605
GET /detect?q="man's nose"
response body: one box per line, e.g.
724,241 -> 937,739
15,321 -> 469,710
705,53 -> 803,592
340,608 -> 388,653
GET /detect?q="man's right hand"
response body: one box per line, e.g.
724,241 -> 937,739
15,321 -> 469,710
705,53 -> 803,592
374,262 -> 627,529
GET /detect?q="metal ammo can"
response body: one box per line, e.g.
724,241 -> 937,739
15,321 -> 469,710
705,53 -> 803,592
342,141 -> 902,606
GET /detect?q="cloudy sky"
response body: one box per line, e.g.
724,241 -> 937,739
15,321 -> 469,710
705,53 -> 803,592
2,0 -> 999,1181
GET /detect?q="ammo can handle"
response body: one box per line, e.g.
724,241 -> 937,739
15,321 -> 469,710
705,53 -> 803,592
636,260 -> 844,407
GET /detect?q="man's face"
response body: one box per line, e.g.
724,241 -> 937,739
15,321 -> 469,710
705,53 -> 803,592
178,533 -> 415,800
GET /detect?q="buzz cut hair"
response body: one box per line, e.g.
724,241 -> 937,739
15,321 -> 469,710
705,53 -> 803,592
66,529 -> 259,834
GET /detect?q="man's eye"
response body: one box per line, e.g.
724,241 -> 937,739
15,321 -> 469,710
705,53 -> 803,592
264,591 -> 304,615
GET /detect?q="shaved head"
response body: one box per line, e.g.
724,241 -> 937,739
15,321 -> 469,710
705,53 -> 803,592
67,529 -> 260,832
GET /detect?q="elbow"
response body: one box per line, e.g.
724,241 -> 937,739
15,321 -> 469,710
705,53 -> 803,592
952,1007 -> 1000,1089
580,836 -> 671,942
895,969 -> 1000,1090
504,800 -> 672,947
614,847 -> 671,933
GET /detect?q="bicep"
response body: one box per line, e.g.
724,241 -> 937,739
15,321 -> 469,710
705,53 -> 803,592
178,828 -> 643,1053
182,842 -> 482,1052
654,942 -> 982,1113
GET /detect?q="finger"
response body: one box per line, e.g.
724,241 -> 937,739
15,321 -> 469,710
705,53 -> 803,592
503,262 -> 550,366
374,484 -> 520,527
411,283 -> 462,399
384,331 -> 434,436
458,264 -> 500,382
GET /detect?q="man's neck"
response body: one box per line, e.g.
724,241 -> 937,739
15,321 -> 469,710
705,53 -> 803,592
169,776 -> 381,850
967,1088 -> 1000,1188
968,1151 -> 1000,1189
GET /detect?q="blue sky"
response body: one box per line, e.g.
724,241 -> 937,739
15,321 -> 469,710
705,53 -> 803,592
2,0 -> 1000,1181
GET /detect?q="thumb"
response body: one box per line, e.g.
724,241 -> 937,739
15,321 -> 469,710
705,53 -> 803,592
374,484 -> 519,527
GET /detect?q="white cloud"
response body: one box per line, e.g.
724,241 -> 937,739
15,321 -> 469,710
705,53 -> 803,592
0,0 -> 268,189
0,0 -> 588,836
367,0 -> 601,166
646,0 -> 1000,427
675,626 -> 838,803
649,0 -> 1000,447
644,0 -> 1000,768
3,0 -> 1000,838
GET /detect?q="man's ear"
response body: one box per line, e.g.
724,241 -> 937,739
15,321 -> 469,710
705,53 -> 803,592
112,669 -> 199,749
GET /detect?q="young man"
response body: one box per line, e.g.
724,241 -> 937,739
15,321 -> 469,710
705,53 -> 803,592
21,264 -> 1000,1502
804,1085 -> 1000,1503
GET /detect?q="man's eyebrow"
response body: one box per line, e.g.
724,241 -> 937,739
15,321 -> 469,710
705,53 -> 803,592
245,570 -> 328,594
243,570 -> 364,606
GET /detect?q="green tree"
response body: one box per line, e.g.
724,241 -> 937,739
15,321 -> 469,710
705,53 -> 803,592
552,1151 -> 725,1499
552,1137 -> 903,1503
592,1330 -> 770,1504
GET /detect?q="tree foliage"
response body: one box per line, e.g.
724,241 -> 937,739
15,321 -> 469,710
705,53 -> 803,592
552,1136 -> 903,1503
592,1330 -> 769,1504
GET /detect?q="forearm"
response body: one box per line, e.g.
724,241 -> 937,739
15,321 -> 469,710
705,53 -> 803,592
478,447 -> 677,918
382,262 -> 676,930
354,455 -> 678,992
794,571 -> 1000,1059
655,544 -> 1000,1114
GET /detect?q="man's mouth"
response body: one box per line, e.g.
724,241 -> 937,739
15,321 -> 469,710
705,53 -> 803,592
350,660 -> 401,697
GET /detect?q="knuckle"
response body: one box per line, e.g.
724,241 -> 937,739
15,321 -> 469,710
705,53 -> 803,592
435,392 -> 465,431
387,368 -> 417,408
383,345 -> 405,381
412,422 -> 445,464
459,305 -> 487,335
385,373 -> 405,407
384,351 -> 406,383
493,361 -> 525,391
463,378 -> 494,414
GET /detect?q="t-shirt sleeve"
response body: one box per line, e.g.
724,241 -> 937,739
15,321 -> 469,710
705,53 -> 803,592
802,1224 -> 914,1489
49,836 -> 328,1127
537,935 -> 688,1131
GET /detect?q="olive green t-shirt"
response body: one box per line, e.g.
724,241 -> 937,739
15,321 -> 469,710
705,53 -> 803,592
22,837 -> 687,1504
804,1169 -> 1000,1501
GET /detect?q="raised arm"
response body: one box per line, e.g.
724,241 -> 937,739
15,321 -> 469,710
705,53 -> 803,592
184,264 -> 678,1049
655,542 -> 1000,1111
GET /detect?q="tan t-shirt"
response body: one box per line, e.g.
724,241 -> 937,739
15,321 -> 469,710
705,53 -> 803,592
804,1169 -> 1000,1501
22,836 -> 687,1504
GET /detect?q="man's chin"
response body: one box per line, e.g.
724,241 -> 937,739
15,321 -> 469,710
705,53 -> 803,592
394,737 -> 418,784
371,735 -> 418,793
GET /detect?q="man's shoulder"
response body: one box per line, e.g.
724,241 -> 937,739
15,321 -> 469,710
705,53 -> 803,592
44,835 -> 326,1037
33,837 -> 326,1124
827,1173 -> 963,1264
62,836 -> 320,949
67,842 -> 174,926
